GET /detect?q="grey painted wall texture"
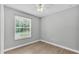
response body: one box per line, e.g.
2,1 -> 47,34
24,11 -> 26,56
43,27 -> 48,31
41,6 -> 79,51
0,5 -> 1,53
4,6 -> 40,49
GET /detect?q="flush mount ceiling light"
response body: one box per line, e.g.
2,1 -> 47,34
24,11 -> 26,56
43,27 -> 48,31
36,4 -> 44,12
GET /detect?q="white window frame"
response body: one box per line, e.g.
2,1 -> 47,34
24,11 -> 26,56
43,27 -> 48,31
15,15 -> 31,40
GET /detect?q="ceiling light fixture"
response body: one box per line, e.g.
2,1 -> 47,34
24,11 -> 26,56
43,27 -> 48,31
36,4 -> 44,12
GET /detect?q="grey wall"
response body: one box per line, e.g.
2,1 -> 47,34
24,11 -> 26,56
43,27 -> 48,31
41,6 -> 79,51
4,6 -> 40,49
0,5 -> 1,53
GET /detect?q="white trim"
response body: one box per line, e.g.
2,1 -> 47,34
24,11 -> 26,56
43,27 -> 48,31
40,40 -> 79,53
4,39 -> 79,53
15,15 -> 32,40
4,40 -> 40,52
1,5 -> 4,54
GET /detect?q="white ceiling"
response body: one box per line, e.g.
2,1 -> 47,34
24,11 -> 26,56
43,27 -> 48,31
5,4 -> 78,17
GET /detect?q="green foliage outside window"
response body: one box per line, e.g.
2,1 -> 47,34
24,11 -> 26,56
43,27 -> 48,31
15,16 -> 31,38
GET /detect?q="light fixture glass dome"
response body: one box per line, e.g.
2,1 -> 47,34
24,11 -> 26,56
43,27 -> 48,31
36,4 -> 44,12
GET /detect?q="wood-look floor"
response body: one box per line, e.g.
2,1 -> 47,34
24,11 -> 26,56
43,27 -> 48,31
5,41 -> 77,54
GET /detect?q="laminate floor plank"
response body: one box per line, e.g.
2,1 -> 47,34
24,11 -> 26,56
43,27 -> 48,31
5,41 -> 77,54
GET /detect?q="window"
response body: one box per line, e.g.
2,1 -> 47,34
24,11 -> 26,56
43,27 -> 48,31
15,15 -> 31,40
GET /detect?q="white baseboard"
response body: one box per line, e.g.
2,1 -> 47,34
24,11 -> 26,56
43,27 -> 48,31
4,40 -> 40,52
40,40 -> 79,53
4,39 -> 79,53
